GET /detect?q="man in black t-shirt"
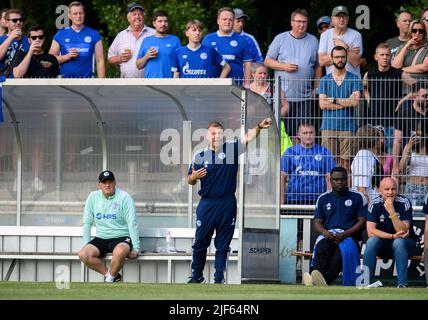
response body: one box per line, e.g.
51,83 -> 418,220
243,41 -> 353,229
363,43 -> 414,154
12,25 -> 59,78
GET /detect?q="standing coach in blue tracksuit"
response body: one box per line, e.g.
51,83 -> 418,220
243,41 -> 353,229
187,118 -> 272,284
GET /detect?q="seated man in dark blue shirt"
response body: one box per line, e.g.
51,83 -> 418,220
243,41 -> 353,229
304,166 -> 367,286
363,177 -> 418,288
187,118 -> 272,284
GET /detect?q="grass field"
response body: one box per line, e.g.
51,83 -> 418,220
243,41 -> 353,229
1,282 -> 427,300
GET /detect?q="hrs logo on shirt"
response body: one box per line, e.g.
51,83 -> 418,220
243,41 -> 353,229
96,212 -> 117,220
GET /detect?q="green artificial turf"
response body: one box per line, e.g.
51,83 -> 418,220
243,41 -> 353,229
1,282 -> 427,300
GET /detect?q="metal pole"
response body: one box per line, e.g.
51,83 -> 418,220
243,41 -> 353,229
2,99 -> 22,226
274,76 -> 281,230
237,88 -> 247,284
183,121 -> 193,227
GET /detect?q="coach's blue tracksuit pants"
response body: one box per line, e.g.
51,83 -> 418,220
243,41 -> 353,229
191,195 -> 236,282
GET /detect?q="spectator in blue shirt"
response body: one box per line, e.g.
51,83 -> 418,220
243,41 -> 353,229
172,20 -> 230,78
49,1 -> 105,78
362,177 -> 418,288
136,11 -> 181,78
202,7 -> 252,86
281,122 -> 335,205
319,45 -> 362,174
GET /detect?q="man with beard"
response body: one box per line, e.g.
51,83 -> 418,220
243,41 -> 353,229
303,167 -> 367,286
319,45 -> 362,174
108,3 -> 154,78
136,10 -> 180,78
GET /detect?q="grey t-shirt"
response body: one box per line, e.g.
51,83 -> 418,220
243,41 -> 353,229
266,31 -> 319,101
386,36 -> 406,57
318,28 -> 363,78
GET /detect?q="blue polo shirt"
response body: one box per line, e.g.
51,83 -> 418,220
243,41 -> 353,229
281,144 -> 335,202
202,31 -> 252,80
315,188 -> 367,230
188,140 -> 244,199
171,44 -> 226,78
368,195 -> 417,240
53,26 -> 102,78
137,34 -> 181,78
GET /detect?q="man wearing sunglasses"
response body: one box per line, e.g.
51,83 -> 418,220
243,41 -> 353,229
12,25 -> 59,78
0,9 -> 29,73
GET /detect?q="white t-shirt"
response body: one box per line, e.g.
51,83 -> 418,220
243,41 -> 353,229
351,149 -> 380,204
318,28 -> 363,78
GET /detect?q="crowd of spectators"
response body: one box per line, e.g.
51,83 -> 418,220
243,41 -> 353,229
0,1 -> 427,288
1,2 -> 428,206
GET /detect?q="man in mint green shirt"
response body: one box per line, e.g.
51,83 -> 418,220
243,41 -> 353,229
78,170 -> 140,282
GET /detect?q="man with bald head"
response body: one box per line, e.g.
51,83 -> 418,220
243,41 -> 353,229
362,177 -> 418,288
386,11 -> 412,57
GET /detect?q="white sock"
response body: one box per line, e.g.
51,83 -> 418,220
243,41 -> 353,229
104,271 -> 115,282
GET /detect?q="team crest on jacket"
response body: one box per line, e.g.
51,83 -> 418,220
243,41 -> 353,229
315,154 -> 322,161
200,53 -> 208,60
111,202 -> 119,210
84,36 -> 92,43
230,40 -> 238,47
218,152 -> 226,160
345,200 -> 353,207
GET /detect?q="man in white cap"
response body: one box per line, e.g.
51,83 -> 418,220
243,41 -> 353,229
232,8 -> 263,62
108,3 -> 155,77
318,5 -> 363,78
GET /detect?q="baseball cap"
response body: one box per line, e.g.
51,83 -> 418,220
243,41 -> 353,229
233,8 -> 249,19
98,170 -> 115,182
127,3 -> 145,13
331,5 -> 349,16
317,16 -> 332,28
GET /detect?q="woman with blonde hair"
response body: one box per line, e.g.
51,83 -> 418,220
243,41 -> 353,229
351,125 -> 385,204
392,19 -> 428,79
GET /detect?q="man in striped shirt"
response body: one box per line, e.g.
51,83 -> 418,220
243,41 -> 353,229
108,3 -> 154,78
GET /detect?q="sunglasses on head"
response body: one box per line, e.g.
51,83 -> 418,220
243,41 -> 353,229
412,28 -> 425,34
30,35 -> 44,40
8,18 -> 23,23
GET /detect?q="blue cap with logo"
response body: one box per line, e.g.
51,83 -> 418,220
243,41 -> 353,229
99,170 -> 115,182
317,16 -> 332,28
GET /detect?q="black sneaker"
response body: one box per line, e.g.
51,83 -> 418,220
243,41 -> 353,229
113,273 -> 122,282
397,284 -> 407,288
214,278 -> 225,284
187,276 -> 205,283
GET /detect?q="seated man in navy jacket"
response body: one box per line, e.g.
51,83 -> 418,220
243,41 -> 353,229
304,166 -> 367,286
362,177 -> 418,288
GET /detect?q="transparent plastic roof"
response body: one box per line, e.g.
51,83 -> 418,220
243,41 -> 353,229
1,79 -> 280,229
